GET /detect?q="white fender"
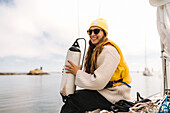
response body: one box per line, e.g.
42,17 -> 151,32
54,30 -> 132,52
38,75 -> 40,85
60,46 -> 81,96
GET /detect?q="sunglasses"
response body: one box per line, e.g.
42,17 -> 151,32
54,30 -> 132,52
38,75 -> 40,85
87,29 -> 101,35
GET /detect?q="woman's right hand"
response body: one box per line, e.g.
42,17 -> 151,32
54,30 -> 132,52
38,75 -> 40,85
64,60 -> 81,76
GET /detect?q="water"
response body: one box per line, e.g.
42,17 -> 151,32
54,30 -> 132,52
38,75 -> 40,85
0,73 -> 63,113
130,72 -> 163,98
0,72 -> 162,113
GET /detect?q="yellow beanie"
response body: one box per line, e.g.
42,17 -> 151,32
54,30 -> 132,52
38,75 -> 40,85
89,18 -> 108,35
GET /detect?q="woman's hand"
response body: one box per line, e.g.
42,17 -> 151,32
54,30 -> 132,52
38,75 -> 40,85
64,60 -> 81,76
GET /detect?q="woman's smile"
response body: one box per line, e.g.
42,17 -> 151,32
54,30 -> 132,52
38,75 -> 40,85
91,36 -> 98,42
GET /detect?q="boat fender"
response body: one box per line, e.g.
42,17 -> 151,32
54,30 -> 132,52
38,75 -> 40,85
60,40 -> 81,97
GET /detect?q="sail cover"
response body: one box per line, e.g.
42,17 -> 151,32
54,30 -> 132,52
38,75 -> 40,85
150,0 -> 170,57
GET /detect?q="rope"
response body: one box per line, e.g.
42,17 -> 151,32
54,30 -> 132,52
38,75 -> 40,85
77,0 -> 80,37
77,0 -> 102,35
129,95 -> 169,113
129,101 -> 159,112
158,96 -> 170,113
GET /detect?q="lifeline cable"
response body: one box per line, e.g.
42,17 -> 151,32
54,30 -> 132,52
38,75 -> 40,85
146,91 -> 161,99
98,0 -> 102,18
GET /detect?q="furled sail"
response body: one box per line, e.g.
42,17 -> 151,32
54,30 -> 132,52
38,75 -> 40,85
150,0 -> 170,57
150,0 -> 170,96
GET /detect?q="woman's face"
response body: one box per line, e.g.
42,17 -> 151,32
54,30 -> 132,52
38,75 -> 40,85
88,26 -> 104,45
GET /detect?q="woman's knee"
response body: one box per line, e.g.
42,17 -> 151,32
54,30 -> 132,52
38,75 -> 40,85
60,96 -> 83,113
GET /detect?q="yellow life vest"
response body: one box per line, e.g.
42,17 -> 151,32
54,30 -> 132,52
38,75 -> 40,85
103,40 -> 132,88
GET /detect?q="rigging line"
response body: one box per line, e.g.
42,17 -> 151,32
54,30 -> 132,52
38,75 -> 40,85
98,0 -> 101,18
77,0 -> 80,37
146,91 -> 161,99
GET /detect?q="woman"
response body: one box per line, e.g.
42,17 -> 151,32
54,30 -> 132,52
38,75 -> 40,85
60,18 -> 132,113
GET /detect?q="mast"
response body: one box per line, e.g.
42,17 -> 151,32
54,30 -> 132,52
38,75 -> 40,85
145,34 -> 147,69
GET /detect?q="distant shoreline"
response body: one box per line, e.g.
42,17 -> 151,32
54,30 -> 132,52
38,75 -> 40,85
0,72 -> 49,75
0,72 -> 61,75
0,68 -> 51,75
0,72 -> 28,75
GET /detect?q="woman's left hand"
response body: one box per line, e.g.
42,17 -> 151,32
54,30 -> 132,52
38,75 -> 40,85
64,60 -> 81,76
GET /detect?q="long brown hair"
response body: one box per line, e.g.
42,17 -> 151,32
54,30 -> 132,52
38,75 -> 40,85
84,30 -> 108,74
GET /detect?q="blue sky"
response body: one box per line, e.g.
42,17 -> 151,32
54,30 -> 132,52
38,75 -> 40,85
0,0 -> 162,73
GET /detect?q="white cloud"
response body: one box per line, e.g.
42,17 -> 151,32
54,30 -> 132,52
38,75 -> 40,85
0,0 -> 162,72
0,0 -> 69,58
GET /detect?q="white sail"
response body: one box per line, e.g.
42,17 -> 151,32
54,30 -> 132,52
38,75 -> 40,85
150,0 -> 170,57
150,0 -> 170,7
150,0 -> 170,95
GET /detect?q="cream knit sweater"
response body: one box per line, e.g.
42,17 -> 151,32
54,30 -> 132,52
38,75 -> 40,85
75,45 -> 131,104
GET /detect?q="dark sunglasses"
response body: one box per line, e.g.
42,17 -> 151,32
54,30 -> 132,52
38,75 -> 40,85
87,29 -> 101,35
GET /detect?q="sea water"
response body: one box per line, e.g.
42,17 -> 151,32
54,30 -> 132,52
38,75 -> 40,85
0,72 -> 162,113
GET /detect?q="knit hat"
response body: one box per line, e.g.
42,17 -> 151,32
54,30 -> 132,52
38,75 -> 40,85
89,18 -> 108,35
